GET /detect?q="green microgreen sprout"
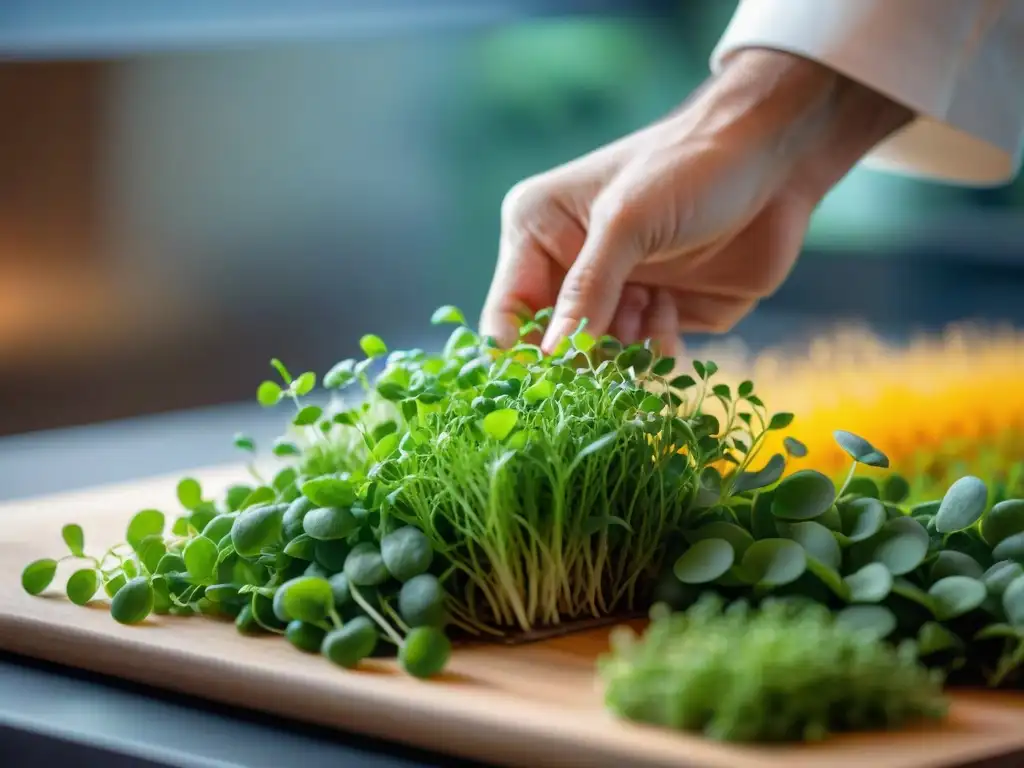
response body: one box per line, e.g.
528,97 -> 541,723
19,304 -> 1024,731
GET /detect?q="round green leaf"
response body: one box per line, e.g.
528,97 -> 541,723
845,477 -> 881,499
61,524 -> 85,557
430,304 -> 466,325
687,522 -> 755,559
771,470 -> 836,521
110,577 -> 154,625
231,504 -> 286,558
1003,575 -> 1024,627
844,563 -> 893,603
65,568 -> 99,606
257,380 -> 282,407
286,620 -> 327,653
881,474 -> 911,504
482,408 -> 519,441
984,560 -> 1024,597
928,576 -> 987,621
283,533 -> 317,561
322,616 -> 379,668
782,437 -> 807,458
934,476 -> 988,534
283,496 -> 315,541
359,334 -> 388,358
982,499 -> 1024,547
126,509 -> 165,552
278,576 -> 334,624
301,475 -> 357,508
673,539 -> 735,585
869,516 -> 930,575
344,543 -> 389,586
303,506 -> 359,541
740,538 -> 806,588
992,532 -> 1024,563
731,454 -> 785,495
328,572 -> 351,607
201,514 -> 236,546
176,478 -> 202,510
750,492 -> 778,539
381,526 -> 434,582
183,535 -> 218,582
835,605 -> 896,640
833,430 -> 889,468
777,520 -> 841,570
398,573 -> 447,627
838,498 -> 886,543
21,558 -> 57,596
929,550 -> 984,582
399,626 -> 451,679
917,621 -> 960,656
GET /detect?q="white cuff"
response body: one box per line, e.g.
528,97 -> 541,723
711,0 -> 1024,187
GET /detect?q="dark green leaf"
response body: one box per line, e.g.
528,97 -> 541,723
230,504 -> 286,558
233,433 -> 256,452
272,439 -> 301,457
1003,575 -> 1024,626
737,380 -> 754,398
669,374 -> 696,390
992,532 -> 1024,563
982,499 -> 1024,547
303,507 -> 359,541
984,561 -> 1024,597
782,437 -> 807,458
651,357 -> 675,376
868,516 -> 930,575
881,474 -> 911,504
110,577 -> 154,625
845,477 -> 881,499
930,550 -> 984,582
917,622 -> 960,656
381,527 -> 434,582
777,520 -> 841,570
293,405 -> 322,426
399,573 -> 446,627
687,522 -> 755,559
322,616 -> 378,669
673,539 -> 735,585
732,453 -> 785,495
834,605 -> 896,640
768,413 -> 794,430
771,470 -> 836,521
833,430 -> 889,468
844,563 -> 892,603
838,498 -> 886,543
928,576 -> 987,620
740,538 -> 806,588
344,543 -> 388,586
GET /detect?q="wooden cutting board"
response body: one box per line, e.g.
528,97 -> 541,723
2,465 -> 1024,768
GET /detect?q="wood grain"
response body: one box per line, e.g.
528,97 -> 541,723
2,464 -> 1023,768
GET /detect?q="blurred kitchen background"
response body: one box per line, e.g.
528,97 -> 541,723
1,0 -> 1022,445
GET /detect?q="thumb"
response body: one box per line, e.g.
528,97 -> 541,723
541,204 -> 642,352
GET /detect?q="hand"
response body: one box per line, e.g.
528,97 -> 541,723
479,50 -> 912,355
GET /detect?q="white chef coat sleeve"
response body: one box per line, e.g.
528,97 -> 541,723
710,0 -> 1024,187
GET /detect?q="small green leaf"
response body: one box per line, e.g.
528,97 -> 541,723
233,432 -> 256,452
669,374 -> 696,390
359,334 -> 388,358
272,438 -> 301,457
651,357 -> 675,376
257,381 -> 283,407
293,371 -> 317,396
917,622 -> 960,656
833,430 -> 889,468
845,477 -> 881,499
482,408 -> 519,441
21,558 -> 58,595
741,538 -> 806,588
984,560 -> 1024,597
137,535 -> 167,574
184,536 -> 218,582
430,305 -> 466,325
838,498 -> 886,543
928,576 -> 987,620
687,522 -> 755,559
301,475 -> 357,507
1002,575 -> 1024,626
982,499 -> 1024,547
835,605 -> 896,640
782,437 -> 807,458
934,476 -> 988,533
381,527 -> 434,582
673,539 -> 735,585
930,550 -> 984,582
126,509 -> 165,552
176,478 -> 202,510
867,516 -> 930,576
993,532 -> 1024,562
737,380 -> 754,398
881,474 -> 911,504
324,360 -> 356,390
732,454 -> 785,495
570,330 -> 596,353
66,568 -> 99,606
270,358 -> 292,383
293,405 -> 322,426
771,470 -> 836,521
278,576 -> 334,624
231,504 -> 286,558
61,524 -> 85,557
768,413 -> 794,430
844,563 -> 892,603
344,543 -> 389,586
303,507 -> 359,541
777,520 -> 841,570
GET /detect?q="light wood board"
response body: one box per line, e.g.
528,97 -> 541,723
2,465 -> 1024,768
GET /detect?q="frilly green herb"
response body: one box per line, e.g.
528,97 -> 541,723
599,595 -> 948,742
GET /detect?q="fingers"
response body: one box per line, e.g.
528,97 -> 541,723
609,285 -> 650,346
672,290 -> 755,334
541,201 -> 643,352
642,287 -> 682,359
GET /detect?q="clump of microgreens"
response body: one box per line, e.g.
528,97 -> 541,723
640,426 -> 1024,703
598,594 -> 948,743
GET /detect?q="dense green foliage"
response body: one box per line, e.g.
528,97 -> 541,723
599,595 -> 948,742
18,304 -> 1024,741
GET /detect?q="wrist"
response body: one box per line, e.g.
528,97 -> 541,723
679,48 -> 914,197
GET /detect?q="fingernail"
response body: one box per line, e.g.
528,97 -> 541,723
541,315 -> 573,354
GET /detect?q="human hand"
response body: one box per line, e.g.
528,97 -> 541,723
479,50 -> 912,355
